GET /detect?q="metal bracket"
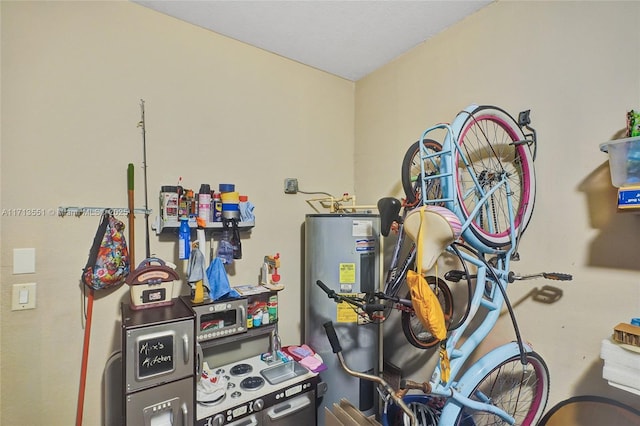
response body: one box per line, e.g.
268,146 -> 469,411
57,206 -> 152,217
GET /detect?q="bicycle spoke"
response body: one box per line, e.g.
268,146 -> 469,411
401,139 -> 443,205
456,354 -> 548,426
454,106 -> 535,250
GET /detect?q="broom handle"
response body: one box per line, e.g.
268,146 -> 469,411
76,288 -> 94,426
127,163 -> 135,266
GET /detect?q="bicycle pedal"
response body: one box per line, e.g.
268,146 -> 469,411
444,270 -> 465,282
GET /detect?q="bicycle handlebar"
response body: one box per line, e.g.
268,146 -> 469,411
365,303 -> 388,313
322,321 -> 342,353
541,272 -> 573,281
316,279 -> 338,300
508,271 -> 573,282
316,280 -> 391,321
400,379 -> 431,394
445,270 -> 573,283
322,320 -> 416,426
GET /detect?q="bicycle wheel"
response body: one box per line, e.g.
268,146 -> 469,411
402,139 -> 443,206
401,276 -> 453,349
453,106 -> 536,249
454,352 -> 550,426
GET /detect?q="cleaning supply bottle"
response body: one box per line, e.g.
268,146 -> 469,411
198,184 -> 211,223
178,186 -> 188,218
178,217 -> 191,260
212,192 -> 222,222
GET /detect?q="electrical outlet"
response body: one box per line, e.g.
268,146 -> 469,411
284,178 -> 299,194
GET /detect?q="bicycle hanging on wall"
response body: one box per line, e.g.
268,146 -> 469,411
317,104 -> 572,425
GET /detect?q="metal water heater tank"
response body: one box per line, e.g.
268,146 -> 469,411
303,213 -> 381,425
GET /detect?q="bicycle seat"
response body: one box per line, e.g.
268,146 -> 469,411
377,197 -> 402,237
404,205 -> 462,271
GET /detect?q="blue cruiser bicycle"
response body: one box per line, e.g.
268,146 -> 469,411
318,105 -> 572,425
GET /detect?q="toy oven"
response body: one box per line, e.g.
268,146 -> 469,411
183,296 -> 248,343
121,300 -> 195,425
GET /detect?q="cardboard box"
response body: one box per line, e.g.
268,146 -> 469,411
325,399 -> 381,426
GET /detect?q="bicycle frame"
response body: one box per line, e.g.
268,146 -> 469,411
419,105 -> 525,255
383,220 -> 417,297
430,251 -> 523,424
411,106 -> 532,424
318,106 -> 557,425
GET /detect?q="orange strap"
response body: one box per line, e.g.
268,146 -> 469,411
417,207 -> 450,383
440,345 -> 451,383
416,207 -> 425,272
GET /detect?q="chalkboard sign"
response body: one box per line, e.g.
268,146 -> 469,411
137,333 -> 175,379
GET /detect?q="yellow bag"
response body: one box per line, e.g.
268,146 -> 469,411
406,270 -> 446,341
405,207 -> 447,342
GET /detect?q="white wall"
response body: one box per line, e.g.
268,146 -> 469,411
355,0 -> 640,413
3,1 -> 640,425
1,2 -> 355,425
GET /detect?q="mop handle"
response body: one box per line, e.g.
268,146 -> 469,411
127,163 -> 135,266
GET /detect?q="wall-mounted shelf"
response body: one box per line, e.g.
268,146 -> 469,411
153,216 -> 255,235
156,186 -> 254,234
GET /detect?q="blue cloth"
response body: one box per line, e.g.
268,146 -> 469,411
240,201 -> 255,222
206,257 -> 240,300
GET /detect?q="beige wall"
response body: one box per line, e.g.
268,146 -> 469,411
2,1 -> 640,425
356,0 -> 640,414
1,2 -> 354,425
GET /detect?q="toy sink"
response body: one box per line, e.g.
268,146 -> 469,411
260,361 -> 308,385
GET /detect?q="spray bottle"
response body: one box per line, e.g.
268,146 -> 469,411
178,217 -> 191,260
198,184 -> 211,223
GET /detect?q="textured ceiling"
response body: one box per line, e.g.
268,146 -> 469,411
133,0 -> 493,81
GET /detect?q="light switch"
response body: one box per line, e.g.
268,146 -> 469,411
13,248 -> 36,274
12,283 -> 36,310
19,288 -> 29,304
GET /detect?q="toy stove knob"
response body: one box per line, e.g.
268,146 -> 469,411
210,414 -> 225,426
252,398 -> 264,411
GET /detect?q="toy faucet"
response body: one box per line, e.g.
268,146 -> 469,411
261,253 -> 283,290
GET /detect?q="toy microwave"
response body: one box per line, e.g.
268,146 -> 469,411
181,296 -> 247,342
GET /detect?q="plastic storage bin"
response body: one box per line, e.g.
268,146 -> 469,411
600,136 -> 640,187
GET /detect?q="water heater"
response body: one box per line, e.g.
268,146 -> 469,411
303,213 -> 381,425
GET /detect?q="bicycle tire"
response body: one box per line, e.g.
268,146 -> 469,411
401,139 -> 443,206
401,276 -> 454,350
453,352 -> 550,426
452,105 -> 536,249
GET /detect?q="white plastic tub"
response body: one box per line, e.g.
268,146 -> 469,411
600,136 -> 640,187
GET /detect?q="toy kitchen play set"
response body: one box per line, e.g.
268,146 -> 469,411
104,183 -> 321,426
